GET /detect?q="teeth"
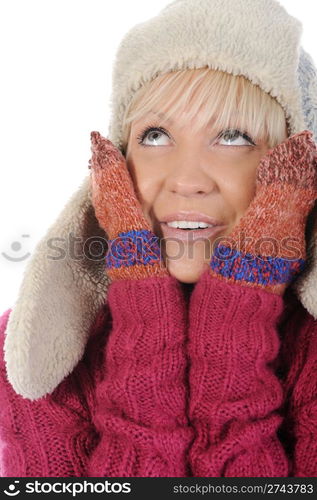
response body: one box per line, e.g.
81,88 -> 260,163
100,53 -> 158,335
167,221 -> 213,229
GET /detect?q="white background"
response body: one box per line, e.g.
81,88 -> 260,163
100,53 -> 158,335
0,0 -> 316,312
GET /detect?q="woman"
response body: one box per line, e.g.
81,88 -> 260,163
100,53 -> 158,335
0,0 -> 316,477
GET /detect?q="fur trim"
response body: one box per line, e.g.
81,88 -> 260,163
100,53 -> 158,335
4,176 -> 110,400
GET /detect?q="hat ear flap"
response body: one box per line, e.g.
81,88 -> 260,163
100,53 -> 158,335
292,200 -> 317,320
297,47 -> 317,143
4,175 -> 110,400
291,48 -> 317,318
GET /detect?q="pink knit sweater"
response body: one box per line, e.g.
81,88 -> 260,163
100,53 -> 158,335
0,271 -> 316,477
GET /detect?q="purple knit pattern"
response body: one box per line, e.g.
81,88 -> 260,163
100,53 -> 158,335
210,244 -> 306,285
105,229 -> 162,270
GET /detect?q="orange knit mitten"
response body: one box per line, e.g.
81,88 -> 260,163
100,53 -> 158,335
89,131 -> 168,282
208,130 -> 317,295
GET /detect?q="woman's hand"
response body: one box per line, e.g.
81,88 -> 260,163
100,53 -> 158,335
208,130 -> 317,295
89,131 -> 168,282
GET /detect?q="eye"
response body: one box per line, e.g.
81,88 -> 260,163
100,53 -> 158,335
136,125 -> 256,148
137,126 -> 171,146
217,129 -> 256,147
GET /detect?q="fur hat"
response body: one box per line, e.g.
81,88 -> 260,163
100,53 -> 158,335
4,0 -> 317,400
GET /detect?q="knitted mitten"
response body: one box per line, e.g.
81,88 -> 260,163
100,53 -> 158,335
89,131 -> 168,282
208,130 -> 317,295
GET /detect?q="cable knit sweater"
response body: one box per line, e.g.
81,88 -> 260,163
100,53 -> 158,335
0,272 -> 316,477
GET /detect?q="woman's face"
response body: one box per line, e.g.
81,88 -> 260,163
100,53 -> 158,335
125,108 -> 271,283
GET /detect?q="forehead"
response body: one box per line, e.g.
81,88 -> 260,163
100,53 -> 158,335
136,109 -> 239,125
132,109 -> 237,130
133,110 -> 174,125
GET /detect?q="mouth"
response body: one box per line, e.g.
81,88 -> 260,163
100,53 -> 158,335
160,222 -> 227,242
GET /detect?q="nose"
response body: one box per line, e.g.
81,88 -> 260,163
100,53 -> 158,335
166,151 -> 218,197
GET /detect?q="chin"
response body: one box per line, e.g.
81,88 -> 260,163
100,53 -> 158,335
165,258 -> 209,284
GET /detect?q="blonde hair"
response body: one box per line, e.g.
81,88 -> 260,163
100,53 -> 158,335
121,67 -> 288,153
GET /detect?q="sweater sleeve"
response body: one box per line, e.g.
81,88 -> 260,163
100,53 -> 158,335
277,294 -> 317,477
187,270 -> 290,477
86,276 -> 194,477
0,309 -> 100,477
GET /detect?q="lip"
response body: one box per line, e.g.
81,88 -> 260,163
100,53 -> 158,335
160,222 -> 227,242
159,211 -> 224,226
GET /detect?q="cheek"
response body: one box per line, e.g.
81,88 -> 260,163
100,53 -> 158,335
127,157 -> 163,209
136,176 -> 159,203
232,178 -> 256,215
220,163 -> 258,217
132,172 -> 162,212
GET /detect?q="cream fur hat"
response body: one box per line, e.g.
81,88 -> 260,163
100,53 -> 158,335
4,0 -> 317,400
